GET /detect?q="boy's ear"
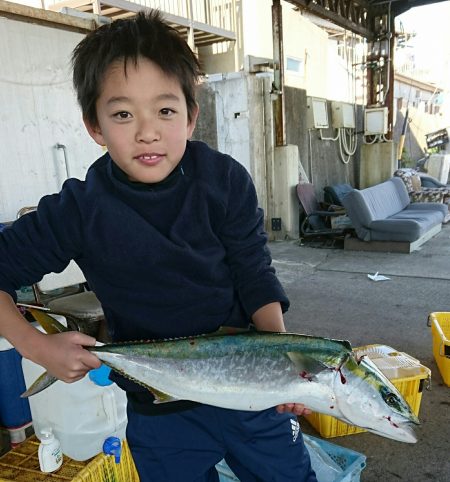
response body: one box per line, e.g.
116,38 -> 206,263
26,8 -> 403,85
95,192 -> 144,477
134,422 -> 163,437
84,118 -> 106,146
187,103 -> 200,139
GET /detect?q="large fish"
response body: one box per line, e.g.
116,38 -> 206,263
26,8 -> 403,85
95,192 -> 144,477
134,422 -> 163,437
23,307 -> 419,443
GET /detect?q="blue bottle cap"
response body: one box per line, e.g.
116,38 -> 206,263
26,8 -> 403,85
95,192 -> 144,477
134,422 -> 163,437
89,364 -> 113,386
103,436 -> 122,464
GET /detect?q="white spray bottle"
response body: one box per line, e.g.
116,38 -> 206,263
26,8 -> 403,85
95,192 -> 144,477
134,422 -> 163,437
38,428 -> 63,473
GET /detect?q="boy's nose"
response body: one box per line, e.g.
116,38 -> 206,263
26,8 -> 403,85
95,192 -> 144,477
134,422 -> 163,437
135,118 -> 160,143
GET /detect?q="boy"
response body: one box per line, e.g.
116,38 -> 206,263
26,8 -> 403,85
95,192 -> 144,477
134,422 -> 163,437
0,10 -> 316,482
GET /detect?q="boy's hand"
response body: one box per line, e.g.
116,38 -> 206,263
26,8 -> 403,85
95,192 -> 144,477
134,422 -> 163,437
276,403 -> 312,417
25,331 -> 101,383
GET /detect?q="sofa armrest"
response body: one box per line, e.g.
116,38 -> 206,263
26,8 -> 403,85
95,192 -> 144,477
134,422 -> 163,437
419,173 -> 448,188
408,201 -> 447,211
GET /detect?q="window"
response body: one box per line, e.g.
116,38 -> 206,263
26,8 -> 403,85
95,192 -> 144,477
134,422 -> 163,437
286,56 -> 304,76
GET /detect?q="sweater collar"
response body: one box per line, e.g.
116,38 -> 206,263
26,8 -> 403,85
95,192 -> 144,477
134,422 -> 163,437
110,159 -> 184,191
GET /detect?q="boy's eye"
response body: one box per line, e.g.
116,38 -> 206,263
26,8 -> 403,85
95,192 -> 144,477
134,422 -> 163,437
160,108 -> 175,116
114,111 -> 131,119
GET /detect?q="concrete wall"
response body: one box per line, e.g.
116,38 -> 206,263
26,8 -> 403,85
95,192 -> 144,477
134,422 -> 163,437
201,73 -> 269,213
284,86 -> 360,199
192,83 -> 218,150
199,73 -> 362,237
359,142 -> 397,189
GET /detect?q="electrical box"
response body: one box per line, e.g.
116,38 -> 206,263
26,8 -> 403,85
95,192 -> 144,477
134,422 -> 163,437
331,102 -> 355,129
364,107 -> 388,135
306,97 -> 329,129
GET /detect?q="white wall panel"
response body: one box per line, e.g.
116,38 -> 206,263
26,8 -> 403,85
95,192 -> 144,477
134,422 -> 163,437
207,73 -> 251,173
0,18 -> 103,221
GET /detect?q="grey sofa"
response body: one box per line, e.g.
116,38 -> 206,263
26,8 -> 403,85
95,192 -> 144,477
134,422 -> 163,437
342,177 -> 447,250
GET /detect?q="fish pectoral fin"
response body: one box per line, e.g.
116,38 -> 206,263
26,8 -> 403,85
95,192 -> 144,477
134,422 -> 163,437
150,387 -> 180,404
99,363 -> 180,404
286,352 -> 328,378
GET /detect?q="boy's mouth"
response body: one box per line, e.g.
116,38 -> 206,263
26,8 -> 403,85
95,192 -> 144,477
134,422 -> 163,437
135,153 -> 164,165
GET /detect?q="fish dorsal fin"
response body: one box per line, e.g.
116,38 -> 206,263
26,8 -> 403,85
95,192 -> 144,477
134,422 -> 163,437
286,352 -> 328,378
26,308 -> 67,334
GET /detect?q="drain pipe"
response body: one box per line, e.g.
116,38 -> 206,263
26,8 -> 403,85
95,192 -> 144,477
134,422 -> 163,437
272,0 -> 286,147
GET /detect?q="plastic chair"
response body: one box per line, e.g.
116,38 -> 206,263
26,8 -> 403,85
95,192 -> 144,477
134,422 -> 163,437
17,207 -> 105,339
296,183 -> 350,239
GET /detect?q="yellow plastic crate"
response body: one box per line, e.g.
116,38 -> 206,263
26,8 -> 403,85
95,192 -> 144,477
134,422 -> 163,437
429,312 -> 450,387
305,345 -> 431,438
0,436 -> 139,482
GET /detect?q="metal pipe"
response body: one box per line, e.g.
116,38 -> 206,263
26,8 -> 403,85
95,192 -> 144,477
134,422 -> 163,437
55,143 -> 71,179
271,0 -> 286,147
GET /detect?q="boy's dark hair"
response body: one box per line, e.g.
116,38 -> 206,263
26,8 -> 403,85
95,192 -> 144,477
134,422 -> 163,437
72,9 -> 202,126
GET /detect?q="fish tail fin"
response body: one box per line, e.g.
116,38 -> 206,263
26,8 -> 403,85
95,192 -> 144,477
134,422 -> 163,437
21,371 -> 58,398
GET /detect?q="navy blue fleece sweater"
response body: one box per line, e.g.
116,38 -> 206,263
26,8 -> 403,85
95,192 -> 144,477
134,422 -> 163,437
0,141 -> 288,341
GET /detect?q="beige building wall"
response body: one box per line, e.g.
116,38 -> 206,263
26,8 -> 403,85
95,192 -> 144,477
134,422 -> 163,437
281,9 -> 328,96
200,0 -> 330,99
240,0 -> 274,59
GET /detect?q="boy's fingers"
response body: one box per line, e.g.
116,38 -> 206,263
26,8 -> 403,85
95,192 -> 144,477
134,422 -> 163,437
58,353 -> 101,382
276,403 -> 311,416
83,352 -> 102,369
67,331 -> 98,346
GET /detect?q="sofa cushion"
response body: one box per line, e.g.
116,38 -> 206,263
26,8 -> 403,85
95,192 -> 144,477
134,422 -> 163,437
411,175 -> 422,191
369,219 -> 425,242
406,202 -> 448,217
394,168 -> 421,193
369,205 -> 445,242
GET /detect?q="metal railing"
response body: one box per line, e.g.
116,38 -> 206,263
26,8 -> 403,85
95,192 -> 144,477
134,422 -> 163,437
46,0 -> 236,33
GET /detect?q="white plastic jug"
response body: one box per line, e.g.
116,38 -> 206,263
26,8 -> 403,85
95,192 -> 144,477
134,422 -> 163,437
22,357 -> 127,461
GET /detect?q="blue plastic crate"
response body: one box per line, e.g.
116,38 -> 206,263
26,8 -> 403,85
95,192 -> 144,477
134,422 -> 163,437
304,434 -> 366,482
215,434 -> 366,482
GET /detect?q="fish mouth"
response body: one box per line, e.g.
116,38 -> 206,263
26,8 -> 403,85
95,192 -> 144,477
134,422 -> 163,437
368,421 -> 418,444
409,413 -> 420,426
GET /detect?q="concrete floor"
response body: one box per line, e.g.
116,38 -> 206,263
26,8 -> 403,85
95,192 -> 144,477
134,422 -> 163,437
269,226 -> 450,482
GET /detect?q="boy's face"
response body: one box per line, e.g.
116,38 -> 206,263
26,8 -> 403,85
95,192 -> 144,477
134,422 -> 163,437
85,57 -> 198,183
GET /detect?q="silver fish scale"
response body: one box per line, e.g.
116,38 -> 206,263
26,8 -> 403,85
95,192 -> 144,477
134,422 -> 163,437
95,350 -> 337,411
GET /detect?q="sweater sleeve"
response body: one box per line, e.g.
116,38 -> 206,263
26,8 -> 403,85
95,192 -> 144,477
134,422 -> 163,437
218,161 -> 289,316
0,184 -> 83,301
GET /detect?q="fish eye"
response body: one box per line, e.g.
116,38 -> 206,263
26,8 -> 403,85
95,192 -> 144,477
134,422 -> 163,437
386,394 -> 396,405
383,391 -> 399,407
